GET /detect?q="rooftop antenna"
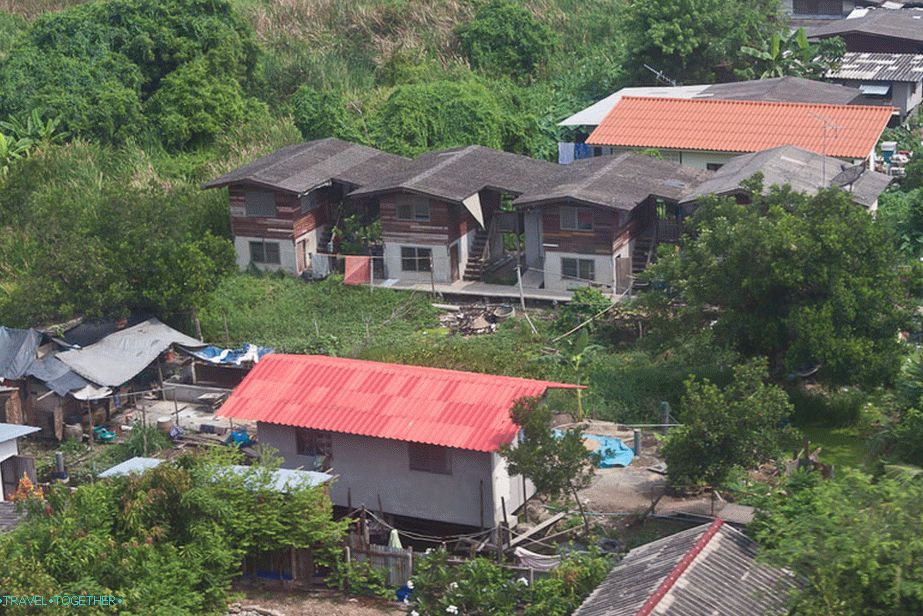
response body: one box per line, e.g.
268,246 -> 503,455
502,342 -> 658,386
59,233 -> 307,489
809,112 -> 841,186
643,64 -> 679,87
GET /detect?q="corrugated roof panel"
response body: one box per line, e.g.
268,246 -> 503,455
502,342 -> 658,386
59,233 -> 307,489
587,97 -> 894,159
219,354 -> 579,452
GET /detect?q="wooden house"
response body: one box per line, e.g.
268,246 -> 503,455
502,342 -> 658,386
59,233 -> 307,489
348,146 -> 561,284
512,154 -> 708,294
808,8 -> 923,53
203,139 -> 408,275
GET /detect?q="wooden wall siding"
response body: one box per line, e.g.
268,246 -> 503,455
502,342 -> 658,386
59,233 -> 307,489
380,193 -> 454,245
229,185 -> 332,241
613,200 -> 655,251
838,33 -> 923,54
541,204 -> 620,255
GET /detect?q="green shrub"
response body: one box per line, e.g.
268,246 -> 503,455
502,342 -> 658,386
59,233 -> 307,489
290,85 -> 363,142
554,286 -> 612,334
327,558 -> 392,598
456,0 -> 556,80
788,386 -> 865,427
145,59 -> 267,150
371,79 -> 505,156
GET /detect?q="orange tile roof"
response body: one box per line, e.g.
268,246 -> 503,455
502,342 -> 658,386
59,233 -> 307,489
586,97 -> 894,159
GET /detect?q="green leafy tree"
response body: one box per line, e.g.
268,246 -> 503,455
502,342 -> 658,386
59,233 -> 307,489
662,358 -> 794,488
539,330 -> 601,420
877,187 -> 923,257
620,0 -> 784,83
0,140 -> 234,325
0,0 -> 260,147
371,79 -> 505,156
0,448 -> 348,615
902,156 -> 923,191
741,28 -> 845,79
648,188 -> 910,387
290,85 -> 363,142
456,0 -> 556,81
752,471 -> 923,615
499,396 -> 596,533
144,59 -> 266,150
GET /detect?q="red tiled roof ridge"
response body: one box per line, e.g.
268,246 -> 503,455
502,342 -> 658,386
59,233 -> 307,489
635,519 -> 726,616
618,95 -> 891,113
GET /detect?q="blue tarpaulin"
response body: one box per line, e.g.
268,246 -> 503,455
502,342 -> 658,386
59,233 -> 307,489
584,434 -> 635,468
181,344 -> 272,365
552,430 -> 635,468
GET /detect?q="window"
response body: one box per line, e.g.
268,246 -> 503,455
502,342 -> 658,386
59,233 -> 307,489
401,246 -> 432,272
396,202 -> 431,222
561,257 -> 595,281
560,207 -> 593,231
706,163 -> 724,171
245,190 -> 276,217
249,240 -> 281,264
408,443 -> 452,474
296,429 -> 332,471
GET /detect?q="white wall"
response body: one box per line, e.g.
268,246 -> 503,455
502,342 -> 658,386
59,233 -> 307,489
543,251 -> 615,292
294,226 -> 325,274
234,235 -> 297,274
523,210 -> 543,269
675,150 -> 737,170
893,81 -> 923,118
0,437 -> 20,500
383,243 -> 452,284
258,422 -> 518,527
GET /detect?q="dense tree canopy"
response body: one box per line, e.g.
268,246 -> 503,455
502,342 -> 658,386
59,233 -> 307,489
456,0 -> 556,81
0,449 -> 347,615
0,141 -> 234,325
648,186 -> 910,387
662,359 -> 793,487
371,79 -> 506,156
0,0 -> 261,147
621,0 -> 784,83
753,471 -> 923,615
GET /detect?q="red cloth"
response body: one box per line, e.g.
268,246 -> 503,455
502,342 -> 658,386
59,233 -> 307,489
344,255 -> 371,285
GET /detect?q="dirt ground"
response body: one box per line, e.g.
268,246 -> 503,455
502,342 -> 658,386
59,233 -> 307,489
236,591 -> 403,616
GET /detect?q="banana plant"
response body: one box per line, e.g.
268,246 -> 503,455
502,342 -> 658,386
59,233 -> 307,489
741,27 -> 842,79
0,109 -> 67,146
0,132 -> 31,176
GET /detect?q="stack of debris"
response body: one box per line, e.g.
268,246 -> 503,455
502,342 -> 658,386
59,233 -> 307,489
435,304 -> 514,335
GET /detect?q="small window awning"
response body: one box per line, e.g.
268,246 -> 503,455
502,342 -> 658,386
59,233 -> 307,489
859,84 -> 891,96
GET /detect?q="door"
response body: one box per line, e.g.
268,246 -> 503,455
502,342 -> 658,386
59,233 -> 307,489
450,242 -> 460,281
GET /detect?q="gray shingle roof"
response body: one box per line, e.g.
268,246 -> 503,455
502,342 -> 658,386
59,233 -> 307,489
700,76 -> 865,105
203,138 -> 410,194
347,145 -> 562,203
573,521 -> 798,616
809,8 -> 923,44
513,153 -> 710,211
680,145 -> 892,208
828,52 -> 923,82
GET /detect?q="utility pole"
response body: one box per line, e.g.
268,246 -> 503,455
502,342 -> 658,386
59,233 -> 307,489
809,112 -> 841,186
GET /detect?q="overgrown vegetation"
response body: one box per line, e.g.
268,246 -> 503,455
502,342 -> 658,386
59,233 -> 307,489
0,448 -> 348,615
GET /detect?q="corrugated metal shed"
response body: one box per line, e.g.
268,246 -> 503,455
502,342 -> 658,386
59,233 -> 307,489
0,422 -> 40,443
828,52 -> 923,82
573,520 -> 798,616
218,354 -> 580,453
97,457 -> 164,478
586,97 -> 894,159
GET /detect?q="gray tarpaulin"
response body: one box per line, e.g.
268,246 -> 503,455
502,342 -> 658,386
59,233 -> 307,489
57,318 -> 203,387
0,327 -> 41,380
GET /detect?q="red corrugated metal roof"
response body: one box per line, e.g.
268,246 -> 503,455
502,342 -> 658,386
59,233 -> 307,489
218,354 -> 580,452
586,97 -> 894,159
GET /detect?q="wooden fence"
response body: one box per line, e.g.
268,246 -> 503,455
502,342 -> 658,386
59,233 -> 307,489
345,534 -> 414,587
